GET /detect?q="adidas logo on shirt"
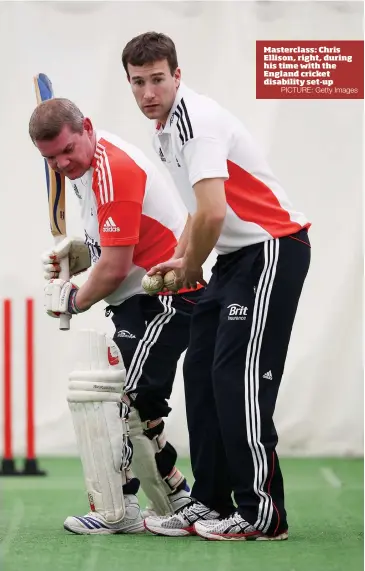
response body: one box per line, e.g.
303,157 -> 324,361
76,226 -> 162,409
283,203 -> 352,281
262,371 -> 273,380
103,217 -> 120,232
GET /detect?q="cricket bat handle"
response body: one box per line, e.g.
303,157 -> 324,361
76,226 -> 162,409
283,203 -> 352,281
55,236 -> 71,331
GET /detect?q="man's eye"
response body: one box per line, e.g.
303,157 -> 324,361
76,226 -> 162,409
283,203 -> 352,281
134,80 -> 143,86
153,78 -> 163,84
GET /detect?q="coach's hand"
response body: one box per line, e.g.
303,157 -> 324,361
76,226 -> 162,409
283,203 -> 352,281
183,265 -> 207,289
44,279 -> 86,317
41,237 -> 91,280
148,257 -> 206,290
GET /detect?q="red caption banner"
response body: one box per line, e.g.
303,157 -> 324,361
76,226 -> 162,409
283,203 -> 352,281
256,41 -> 364,99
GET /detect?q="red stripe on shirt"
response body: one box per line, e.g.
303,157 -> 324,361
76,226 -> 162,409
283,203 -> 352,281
133,214 -> 177,270
225,160 -> 308,237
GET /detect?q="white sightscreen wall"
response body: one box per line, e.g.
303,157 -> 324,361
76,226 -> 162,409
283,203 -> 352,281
0,1 -> 362,457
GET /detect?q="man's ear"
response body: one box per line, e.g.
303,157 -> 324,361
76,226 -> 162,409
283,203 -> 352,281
83,117 -> 93,136
174,67 -> 181,87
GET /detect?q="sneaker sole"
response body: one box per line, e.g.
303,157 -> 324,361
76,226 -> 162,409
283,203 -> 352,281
63,522 -> 145,535
194,526 -> 289,541
144,520 -> 195,537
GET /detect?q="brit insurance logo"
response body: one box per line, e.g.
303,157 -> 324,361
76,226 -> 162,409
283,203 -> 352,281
227,303 -> 248,320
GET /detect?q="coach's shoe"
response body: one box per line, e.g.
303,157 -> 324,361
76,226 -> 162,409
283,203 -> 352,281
142,487 -> 191,518
144,498 -> 220,537
194,512 -> 288,541
63,494 -> 145,535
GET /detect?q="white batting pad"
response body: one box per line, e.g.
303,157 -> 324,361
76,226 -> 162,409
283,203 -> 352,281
67,329 -> 127,523
129,408 -> 174,515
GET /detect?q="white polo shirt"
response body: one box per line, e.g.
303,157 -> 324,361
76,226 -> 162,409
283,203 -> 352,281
153,83 -> 310,254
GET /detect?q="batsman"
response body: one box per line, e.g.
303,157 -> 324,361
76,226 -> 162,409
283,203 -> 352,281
29,96 -> 205,534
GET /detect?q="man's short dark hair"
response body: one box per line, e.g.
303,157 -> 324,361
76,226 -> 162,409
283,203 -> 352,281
122,32 -> 178,77
29,98 -> 84,142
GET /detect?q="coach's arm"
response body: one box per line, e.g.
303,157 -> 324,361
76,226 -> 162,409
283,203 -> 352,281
183,178 -> 226,270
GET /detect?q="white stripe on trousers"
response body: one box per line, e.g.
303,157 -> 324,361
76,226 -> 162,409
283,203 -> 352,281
124,295 -> 176,393
243,239 -> 279,533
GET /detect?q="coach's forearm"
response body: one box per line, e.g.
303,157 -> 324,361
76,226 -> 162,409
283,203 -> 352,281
183,211 -> 224,269
173,214 -> 191,259
75,262 -> 125,310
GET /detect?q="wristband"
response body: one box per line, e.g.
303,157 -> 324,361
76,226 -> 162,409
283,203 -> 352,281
68,288 -> 86,315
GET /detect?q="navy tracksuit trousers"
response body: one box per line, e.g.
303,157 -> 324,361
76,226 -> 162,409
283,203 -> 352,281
184,229 -> 311,535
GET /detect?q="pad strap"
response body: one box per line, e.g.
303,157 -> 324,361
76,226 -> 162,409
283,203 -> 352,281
129,408 -> 186,515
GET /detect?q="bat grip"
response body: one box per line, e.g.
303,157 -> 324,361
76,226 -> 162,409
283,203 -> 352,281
59,256 -> 71,331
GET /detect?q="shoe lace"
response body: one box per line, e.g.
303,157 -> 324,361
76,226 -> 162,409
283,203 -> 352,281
175,499 -> 198,517
231,512 -> 244,525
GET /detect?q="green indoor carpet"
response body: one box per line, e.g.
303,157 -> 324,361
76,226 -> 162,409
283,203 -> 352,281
0,457 -> 363,571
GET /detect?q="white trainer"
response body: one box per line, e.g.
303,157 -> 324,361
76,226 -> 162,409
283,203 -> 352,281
63,494 -> 145,535
141,488 -> 191,518
141,506 -> 158,519
144,499 -> 220,537
194,512 -> 289,541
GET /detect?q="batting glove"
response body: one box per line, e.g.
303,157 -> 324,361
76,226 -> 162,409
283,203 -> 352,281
44,279 -> 86,318
41,237 -> 91,280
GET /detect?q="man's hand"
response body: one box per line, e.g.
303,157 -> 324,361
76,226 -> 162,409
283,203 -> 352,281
148,257 -> 207,290
44,279 -> 87,318
41,237 -> 91,280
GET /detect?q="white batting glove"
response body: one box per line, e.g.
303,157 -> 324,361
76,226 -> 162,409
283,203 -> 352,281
44,279 -> 86,318
41,237 -> 91,280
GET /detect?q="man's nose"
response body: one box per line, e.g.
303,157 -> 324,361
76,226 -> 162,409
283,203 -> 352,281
143,87 -> 155,101
56,156 -> 70,170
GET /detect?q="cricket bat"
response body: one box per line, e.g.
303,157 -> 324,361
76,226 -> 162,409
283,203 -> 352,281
33,73 -> 71,331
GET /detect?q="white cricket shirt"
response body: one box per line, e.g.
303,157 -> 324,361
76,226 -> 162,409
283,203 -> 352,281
72,130 -> 185,305
153,83 -> 310,254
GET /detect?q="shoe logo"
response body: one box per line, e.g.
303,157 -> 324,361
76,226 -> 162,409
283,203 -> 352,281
117,330 -> 136,339
179,502 -> 214,525
103,217 -> 120,232
223,515 -> 257,535
263,370 -> 273,380
227,303 -> 248,320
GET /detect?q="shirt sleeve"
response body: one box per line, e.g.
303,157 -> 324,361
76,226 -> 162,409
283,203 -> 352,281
97,201 -> 143,246
181,137 -> 229,187
92,142 -> 147,247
